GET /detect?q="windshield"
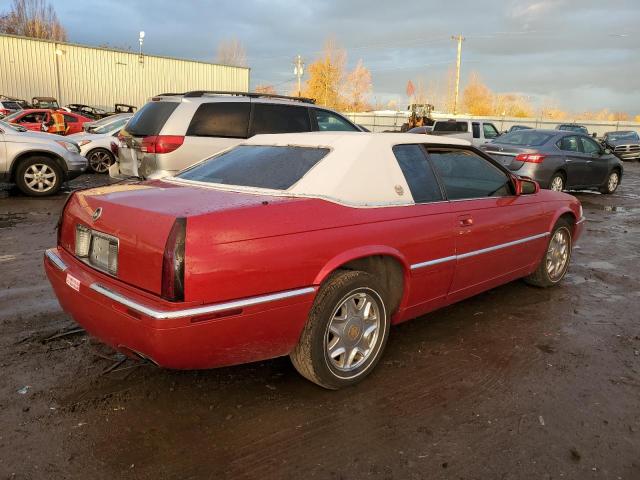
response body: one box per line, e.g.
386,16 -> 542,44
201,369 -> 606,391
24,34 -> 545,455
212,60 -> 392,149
93,117 -> 129,134
177,145 -> 330,190
2,101 -> 21,110
606,131 -> 639,142
0,120 -> 23,132
493,130 -> 554,147
125,101 -> 178,137
3,111 -> 23,122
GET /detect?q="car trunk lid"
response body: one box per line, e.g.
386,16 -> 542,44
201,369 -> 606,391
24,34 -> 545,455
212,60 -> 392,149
479,144 -> 540,170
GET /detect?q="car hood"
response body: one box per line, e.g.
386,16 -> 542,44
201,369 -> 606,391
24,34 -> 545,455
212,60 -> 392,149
605,139 -> 640,147
9,129 -> 75,144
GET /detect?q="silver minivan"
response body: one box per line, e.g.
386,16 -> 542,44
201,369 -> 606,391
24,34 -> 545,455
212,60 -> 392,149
110,91 -> 364,179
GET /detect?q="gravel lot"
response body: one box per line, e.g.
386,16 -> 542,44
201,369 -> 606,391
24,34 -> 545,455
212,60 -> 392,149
1,166 -> 639,479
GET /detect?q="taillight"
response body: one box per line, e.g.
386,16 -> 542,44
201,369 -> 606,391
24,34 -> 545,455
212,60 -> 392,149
141,135 -> 184,154
110,140 -> 119,156
162,218 -> 186,302
515,153 -> 546,164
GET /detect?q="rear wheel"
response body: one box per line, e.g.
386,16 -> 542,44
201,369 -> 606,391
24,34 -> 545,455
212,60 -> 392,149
15,157 -> 63,196
599,170 -> 620,194
549,172 -> 565,192
525,219 -> 572,287
290,270 -> 390,389
86,148 -> 115,174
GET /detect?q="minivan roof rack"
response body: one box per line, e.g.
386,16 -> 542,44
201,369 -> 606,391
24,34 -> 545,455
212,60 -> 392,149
157,91 -> 316,104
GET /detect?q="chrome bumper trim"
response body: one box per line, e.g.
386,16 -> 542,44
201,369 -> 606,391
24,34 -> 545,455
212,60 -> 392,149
90,284 -> 316,320
45,249 -> 68,271
411,232 -> 550,270
576,216 -> 586,225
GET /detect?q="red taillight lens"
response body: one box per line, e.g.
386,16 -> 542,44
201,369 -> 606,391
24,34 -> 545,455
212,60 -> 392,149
141,135 -> 184,154
162,218 -> 186,302
515,153 -> 546,164
110,140 -> 119,156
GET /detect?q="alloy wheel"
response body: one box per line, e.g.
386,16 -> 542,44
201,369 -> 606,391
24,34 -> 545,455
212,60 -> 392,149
607,172 -> 619,192
545,227 -> 570,281
325,291 -> 381,372
89,150 -> 113,173
550,175 -> 564,192
23,163 -> 57,193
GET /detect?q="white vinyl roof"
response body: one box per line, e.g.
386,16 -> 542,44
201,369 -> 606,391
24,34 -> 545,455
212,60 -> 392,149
240,132 -> 470,207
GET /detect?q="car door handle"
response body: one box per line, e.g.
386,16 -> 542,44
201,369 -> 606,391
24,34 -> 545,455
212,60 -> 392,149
459,216 -> 474,226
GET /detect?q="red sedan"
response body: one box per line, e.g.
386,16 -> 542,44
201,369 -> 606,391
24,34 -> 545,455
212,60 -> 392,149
44,133 -> 584,389
4,108 -> 92,135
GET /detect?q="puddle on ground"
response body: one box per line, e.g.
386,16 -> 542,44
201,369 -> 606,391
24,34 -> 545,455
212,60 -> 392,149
581,203 -> 638,213
0,213 -> 25,228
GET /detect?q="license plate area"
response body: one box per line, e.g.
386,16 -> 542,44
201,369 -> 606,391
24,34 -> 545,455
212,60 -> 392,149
76,225 -> 119,276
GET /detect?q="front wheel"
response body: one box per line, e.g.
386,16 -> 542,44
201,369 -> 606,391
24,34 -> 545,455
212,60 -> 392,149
87,148 -> 115,174
599,170 -> 620,194
290,270 -> 390,389
15,157 -> 63,196
525,219 -> 572,288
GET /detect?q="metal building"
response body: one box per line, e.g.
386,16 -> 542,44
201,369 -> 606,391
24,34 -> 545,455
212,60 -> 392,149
0,34 -> 250,110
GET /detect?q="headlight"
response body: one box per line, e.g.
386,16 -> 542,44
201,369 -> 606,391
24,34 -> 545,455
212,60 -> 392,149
77,140 -> 92,147
56,140 -> 80,154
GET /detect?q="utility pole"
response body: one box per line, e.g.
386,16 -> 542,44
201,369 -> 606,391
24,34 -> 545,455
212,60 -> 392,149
451,34 -> 465,115
293,55 -> 304,97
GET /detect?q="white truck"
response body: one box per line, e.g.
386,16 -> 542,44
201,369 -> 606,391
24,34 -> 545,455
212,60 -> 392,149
430,119 -> 501,146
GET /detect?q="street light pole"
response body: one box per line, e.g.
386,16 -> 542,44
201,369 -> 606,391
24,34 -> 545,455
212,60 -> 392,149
451,34 -> 465,115
293,55 -> 304,97
138,31 -> 145,64
54,44 -> 63,103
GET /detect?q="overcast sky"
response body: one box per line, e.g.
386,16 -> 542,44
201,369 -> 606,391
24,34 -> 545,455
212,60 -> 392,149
53,0 -> 640,114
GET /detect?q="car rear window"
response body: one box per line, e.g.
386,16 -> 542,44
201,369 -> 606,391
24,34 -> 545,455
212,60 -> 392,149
125,101 -> 179,137
493,130 -> 554,147
186,102 -> 250,138
433,121 -> 468,133
177,145 -> 329,190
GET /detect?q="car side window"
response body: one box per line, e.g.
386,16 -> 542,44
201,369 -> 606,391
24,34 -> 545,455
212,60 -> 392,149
63,114 -> 77,123
428,149 -> 512,200
186,102 -> 250,138
392,144 -> 443,203
472,122 -> 480,139
557,135 -> 580,152
313,109 -> 359,131
580,136 -> 601,155
483,123 -> 499,139
250,103 -> 311,135
20,113 -> 41,123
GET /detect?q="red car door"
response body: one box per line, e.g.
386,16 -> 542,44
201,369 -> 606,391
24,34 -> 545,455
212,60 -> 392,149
391,144 -> 456,321
63,113 -> 83,134
427,147 -> 548,303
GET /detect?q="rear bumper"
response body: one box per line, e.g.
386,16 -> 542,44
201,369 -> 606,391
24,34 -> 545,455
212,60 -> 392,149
44,247 -> 316,369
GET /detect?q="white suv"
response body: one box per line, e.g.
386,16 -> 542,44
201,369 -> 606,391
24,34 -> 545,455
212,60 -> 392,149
110,91 -> 363,179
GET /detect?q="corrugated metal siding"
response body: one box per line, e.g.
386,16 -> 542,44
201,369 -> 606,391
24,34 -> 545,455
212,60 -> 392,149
0,34 -> 249,109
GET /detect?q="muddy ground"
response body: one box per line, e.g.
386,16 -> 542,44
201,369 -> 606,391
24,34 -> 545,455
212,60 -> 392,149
1,166 -> 639,480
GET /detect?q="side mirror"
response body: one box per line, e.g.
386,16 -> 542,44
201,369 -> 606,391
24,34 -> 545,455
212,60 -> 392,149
514,176 -> 539,195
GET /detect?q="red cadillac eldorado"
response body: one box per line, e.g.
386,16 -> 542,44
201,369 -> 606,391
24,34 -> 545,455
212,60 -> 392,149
44,132 -> 584,389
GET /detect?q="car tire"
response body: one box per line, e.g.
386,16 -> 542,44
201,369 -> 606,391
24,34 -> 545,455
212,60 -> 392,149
599,169 -> 620,194
290,270 -> 390,389
524,218 -> 573,288
15,156 -> 63,197
549,172 -> 565,192
86,148 -> 115,174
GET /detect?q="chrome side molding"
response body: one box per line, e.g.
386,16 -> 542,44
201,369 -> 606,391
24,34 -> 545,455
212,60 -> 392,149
411,232 -> 550,270
90,284 -> 316,320
45,249 -> 68,271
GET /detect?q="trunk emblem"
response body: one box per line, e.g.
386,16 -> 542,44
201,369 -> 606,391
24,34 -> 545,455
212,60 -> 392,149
92,207 -> 102,221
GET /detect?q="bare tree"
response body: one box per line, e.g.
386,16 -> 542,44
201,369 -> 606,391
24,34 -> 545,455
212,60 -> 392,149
0,0 -> 67,41
215,38 -> 247,67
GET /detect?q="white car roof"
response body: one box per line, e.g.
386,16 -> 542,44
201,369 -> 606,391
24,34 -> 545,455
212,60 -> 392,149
236,132 -> 471,207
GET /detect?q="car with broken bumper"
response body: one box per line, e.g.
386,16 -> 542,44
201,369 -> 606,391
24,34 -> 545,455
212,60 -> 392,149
44,132 -> 584,389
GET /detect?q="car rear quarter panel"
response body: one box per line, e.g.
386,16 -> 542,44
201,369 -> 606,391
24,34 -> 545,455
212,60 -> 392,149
185,199 -> 456,321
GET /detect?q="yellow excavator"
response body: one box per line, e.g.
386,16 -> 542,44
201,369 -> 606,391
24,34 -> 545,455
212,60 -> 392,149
401,103 -> 435,132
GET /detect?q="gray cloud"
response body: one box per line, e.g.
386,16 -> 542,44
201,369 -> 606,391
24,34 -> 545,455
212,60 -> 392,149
53,0 -> 640,114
